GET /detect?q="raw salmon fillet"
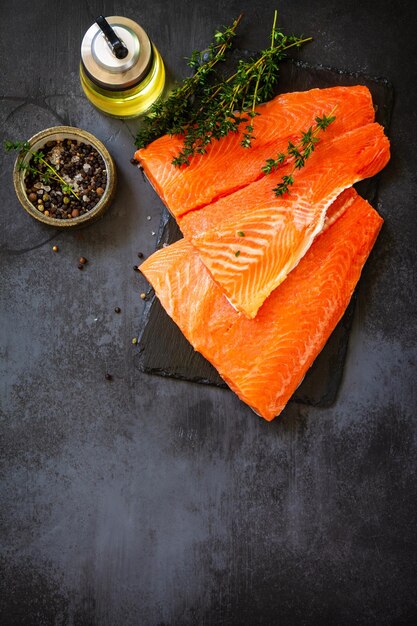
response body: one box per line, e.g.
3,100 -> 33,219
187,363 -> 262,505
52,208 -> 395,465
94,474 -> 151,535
134,86 -> 375,217
183,122 -> 389,318
140,189 -> 383,421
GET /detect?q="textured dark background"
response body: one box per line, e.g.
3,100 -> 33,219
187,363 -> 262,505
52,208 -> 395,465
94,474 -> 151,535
1,1 -> 416,625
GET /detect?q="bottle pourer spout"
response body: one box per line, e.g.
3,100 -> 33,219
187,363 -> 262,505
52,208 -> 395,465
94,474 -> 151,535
95,15 -> 129,59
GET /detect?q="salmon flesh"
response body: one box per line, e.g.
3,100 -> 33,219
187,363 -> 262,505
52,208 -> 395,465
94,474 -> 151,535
140,189 -> 383,420
135,86 -> 375,218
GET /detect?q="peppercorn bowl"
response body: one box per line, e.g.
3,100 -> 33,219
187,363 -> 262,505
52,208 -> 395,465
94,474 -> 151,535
13,126 -> 116,227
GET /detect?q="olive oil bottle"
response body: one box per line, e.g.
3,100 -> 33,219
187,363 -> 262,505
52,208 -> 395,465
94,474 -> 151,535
80,16 -> 165,118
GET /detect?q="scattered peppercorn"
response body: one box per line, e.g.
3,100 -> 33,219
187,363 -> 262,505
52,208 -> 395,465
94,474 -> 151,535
130,157 -> 138,165
79,256 -> 87,265
52,245 -> 59,252
114,307 -> 121,313
105,373 -> 113,381
235,250 -> 241,257
133,265 -> 139,271
78,263 -> 84,270
137,252 -> 144,258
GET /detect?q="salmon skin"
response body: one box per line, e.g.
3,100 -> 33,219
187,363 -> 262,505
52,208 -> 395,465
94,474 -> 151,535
140,189 -> 383,421
134,86 -> 375,218
182,122 -> 390,319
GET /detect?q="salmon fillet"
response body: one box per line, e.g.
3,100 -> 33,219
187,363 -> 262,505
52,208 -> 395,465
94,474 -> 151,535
134,86 -> 375,218
182,122 -> 389,318
140,189 -> 383,420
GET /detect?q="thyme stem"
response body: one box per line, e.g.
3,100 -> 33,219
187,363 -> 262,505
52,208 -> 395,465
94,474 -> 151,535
37,155 -> 80,200
135,13 -> 311,166
271,10 -> 278,49
262,105 -> 338,196
4,140 -> 80,200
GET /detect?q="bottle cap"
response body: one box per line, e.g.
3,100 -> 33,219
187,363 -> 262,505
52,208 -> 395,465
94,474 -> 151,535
81,16 -> 153,91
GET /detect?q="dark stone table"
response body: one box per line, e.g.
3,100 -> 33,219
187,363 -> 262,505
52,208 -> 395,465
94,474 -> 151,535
1,1 -> 416,624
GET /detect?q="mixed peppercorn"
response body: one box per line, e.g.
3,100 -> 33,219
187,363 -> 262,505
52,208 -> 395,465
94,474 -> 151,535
24,139 -> 107,219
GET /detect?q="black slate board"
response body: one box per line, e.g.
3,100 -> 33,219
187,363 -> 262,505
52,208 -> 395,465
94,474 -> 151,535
135,58 -> 393,407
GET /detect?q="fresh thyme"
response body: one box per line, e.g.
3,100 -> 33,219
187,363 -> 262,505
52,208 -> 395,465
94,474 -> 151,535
135,15 -> 242,159
261,107 -> 337,196
135,12 -> 311,167
4,140 -> 80,200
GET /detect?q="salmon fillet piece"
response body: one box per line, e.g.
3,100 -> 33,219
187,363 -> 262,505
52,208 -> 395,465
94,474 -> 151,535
134,86 -> 375,218
182,122 -> 389,318
140,189 -> 383,420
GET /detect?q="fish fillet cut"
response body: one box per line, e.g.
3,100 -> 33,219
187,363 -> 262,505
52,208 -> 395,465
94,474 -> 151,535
184,123 -> 389,318
134,86 -> 375,217
140,189 -> 383,421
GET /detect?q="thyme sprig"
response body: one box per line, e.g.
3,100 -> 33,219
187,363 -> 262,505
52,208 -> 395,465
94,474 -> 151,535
135,15 -> 242,156
4,140 -> 80,200
135,12 -> 311,167
261,107 -> 337,196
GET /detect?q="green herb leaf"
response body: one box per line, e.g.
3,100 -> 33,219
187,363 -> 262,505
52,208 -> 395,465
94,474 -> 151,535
4,139 -> 80,200
134,12 -> 311,167
315,113 -> 336,131
4,139 -> 30,152
263,105 -> 337,197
